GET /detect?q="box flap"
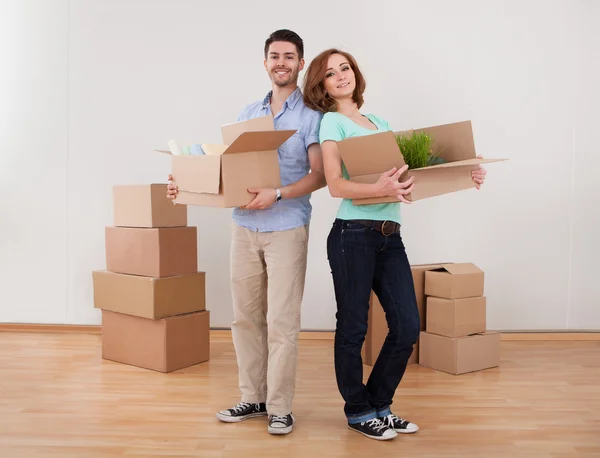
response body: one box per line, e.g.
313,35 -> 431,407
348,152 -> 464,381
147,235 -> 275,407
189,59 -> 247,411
222,130 -> 296,155
396,120 -> 476,162
337,131 -> 405,177
172,155 -> 221,194
221,114 -> 275,145
440,263 -> 483,275
411,157 -> 507,171
201,144 -> 228,156
412,263 -> 451,269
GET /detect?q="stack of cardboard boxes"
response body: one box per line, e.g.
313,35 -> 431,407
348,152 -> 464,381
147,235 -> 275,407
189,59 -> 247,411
363,263 -> 500,375
92,184 -> 210,373
419,263 -> 500,375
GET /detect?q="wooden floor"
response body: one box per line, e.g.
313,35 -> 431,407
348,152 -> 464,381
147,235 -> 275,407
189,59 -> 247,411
0,333 -> 599,458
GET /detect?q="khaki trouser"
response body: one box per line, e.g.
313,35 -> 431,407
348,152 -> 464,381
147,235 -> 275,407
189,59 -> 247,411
230,223 -> 309,416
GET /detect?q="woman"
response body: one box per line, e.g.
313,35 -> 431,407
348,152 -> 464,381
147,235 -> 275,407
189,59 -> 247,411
302,49 -> 487,441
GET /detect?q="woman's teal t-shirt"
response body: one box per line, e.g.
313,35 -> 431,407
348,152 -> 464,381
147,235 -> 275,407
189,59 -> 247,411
319,111 -> 402,224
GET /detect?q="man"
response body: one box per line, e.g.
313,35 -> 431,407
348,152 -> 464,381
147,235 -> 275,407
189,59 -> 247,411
167,29 -> 325,435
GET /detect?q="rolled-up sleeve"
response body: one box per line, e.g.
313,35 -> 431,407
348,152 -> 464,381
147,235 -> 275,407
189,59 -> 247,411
304,110 -> 323,149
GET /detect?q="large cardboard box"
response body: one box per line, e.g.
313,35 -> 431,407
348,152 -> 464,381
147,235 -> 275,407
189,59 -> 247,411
335,120 -> 505,205
362,264 -> 444,366
105,226 -> 197,278
157,116 -> 295,208
101,310 -> 210,373
419,331 -> 500,375
92,270 -> 206,319
426,296 -> 486,338
112,184 -> 187,228
425,263 -> 484,299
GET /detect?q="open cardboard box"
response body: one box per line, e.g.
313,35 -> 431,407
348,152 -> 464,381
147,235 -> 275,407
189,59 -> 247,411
425,262 -> 485,299
155,116 -> 295,208
336,120 -> 506,204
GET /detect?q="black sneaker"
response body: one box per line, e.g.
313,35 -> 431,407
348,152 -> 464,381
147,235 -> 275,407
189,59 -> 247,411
216,402 -> 267,423
348,418 -> 397,440
268,413 -> 294,435
380,413 -> 419,434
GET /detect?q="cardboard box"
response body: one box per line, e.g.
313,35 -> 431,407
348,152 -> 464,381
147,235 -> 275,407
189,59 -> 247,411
335,120 -> 506,205
362,264 -> 445,366
426,296 -> 486,338
156,116 -> 296,208
101,310 -> 210,373
105,226 -> 197,278
419,331 -> 500,375
112,184 -> 187,228
425,263 -> 484,299
92,270 -> 206,319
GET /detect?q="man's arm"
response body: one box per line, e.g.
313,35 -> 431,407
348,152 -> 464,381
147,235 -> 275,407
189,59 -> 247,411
244,143 -> 325,209
280,143 -> 326,199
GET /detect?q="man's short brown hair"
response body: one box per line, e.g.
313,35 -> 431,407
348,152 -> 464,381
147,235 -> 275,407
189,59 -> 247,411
264,29 -> 304,60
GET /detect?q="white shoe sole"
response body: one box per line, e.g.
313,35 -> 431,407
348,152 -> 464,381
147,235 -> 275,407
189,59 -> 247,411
268,425 -> 293,435
396,428 -> 419,434
348,425 -> 398,441
395,425 -> 419,434
216,412 -> 267,423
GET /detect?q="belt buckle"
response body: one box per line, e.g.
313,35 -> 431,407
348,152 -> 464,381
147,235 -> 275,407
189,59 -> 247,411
380,220 -> 394,236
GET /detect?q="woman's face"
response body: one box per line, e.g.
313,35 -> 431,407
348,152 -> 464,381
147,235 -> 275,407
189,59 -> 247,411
323,53 -> 355,101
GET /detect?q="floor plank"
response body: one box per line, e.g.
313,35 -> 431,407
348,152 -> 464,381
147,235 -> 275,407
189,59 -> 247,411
0,332 -> 599,457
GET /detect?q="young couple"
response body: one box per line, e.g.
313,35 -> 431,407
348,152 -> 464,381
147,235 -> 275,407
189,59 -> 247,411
167,29 -> 487,441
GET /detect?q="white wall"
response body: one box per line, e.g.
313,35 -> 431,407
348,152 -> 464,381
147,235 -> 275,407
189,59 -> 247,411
0,0 -> 69,323
1,0 -> 598,330
568,0 -> 600,328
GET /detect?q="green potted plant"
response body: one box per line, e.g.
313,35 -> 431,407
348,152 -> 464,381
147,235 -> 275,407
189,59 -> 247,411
395,131 -> 446,169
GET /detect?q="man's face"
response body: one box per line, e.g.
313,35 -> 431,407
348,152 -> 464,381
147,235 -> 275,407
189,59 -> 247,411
264,41 -> 304,87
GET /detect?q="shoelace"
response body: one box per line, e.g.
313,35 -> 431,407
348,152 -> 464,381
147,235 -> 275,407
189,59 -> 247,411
270,415 -> 288,424
365,418 -> 388,432
385,414 -> 407,426
230,402 -> 252,414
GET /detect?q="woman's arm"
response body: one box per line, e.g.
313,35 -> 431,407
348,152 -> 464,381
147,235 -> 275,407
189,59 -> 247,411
321,140 -> 414,203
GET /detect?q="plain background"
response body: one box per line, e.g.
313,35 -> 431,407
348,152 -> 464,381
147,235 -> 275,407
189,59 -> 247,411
1,0 -> 598,330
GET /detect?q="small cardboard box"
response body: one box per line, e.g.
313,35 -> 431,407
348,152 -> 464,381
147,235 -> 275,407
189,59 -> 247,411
426,296 -> 486,338
101,310 -> 210,373
112,184 -> 187,228
105,226 -> 197,278
335,120 -> 505,205
92,270 -> 205,319
425,263 -> 484,299
157,116 -> 295,208
419,331 -> 500,375
362,263 -> 445,366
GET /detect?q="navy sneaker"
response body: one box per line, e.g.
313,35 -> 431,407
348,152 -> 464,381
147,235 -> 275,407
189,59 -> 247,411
268,413 -> 294,435
216,402 -> 267,423
380,413 -> 419,434
348,418 -> 397,440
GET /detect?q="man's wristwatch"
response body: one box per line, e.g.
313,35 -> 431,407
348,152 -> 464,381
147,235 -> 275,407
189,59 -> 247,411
275,188 -> 282,202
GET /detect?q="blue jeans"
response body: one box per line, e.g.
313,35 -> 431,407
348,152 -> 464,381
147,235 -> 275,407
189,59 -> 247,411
327,219 -> 420,424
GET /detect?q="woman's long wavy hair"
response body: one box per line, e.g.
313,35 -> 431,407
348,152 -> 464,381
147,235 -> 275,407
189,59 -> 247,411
303,48 -> 366,114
